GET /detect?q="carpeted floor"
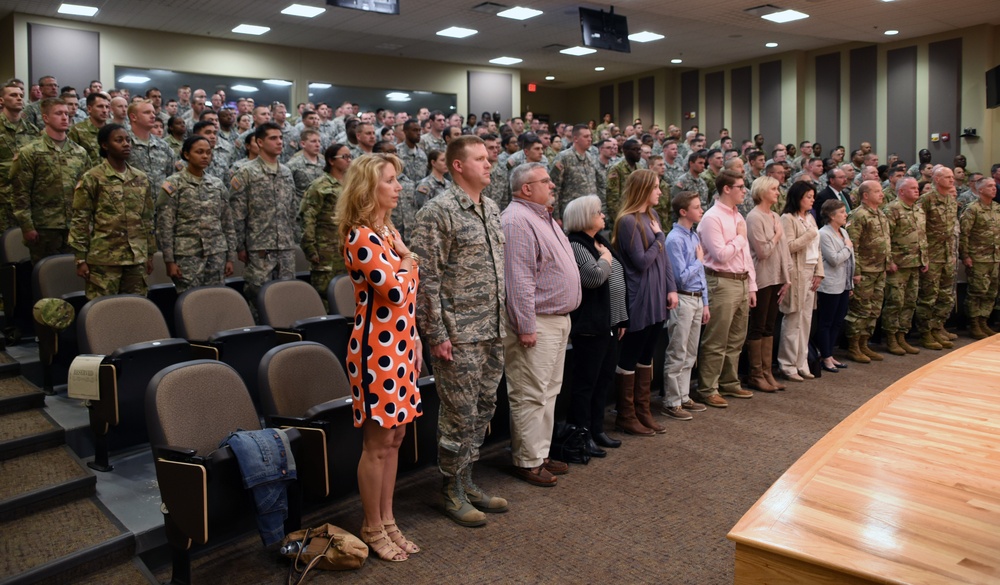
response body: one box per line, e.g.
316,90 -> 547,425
0,375 -> 39,398
0,409 -> 57,442
152,338 -> 971,584
0,447 -> 89,500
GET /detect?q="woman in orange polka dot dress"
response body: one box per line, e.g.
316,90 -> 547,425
337,153 -> 423,562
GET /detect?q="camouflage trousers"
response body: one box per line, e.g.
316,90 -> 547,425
916,262 -> 955,332
26,229 -> 69,264
310,269 -> 335,312
0,188 -> 17,235
172,253 -> 227,294
243,249 -> 296,319
845,271 -> 885,338
433,338 -> 504,478
965,261 -> 999,318
881,266 -> 921,334
85,263 -> 147,300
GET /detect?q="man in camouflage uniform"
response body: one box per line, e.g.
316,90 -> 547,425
69,136 -> 155,300
419,110 -> 447,153
10,98 -> 92,263
675,150 -> 710,210
191,121 -> 233,183
916,166 -> 959,349
662,140 -> 686,185
959,176 -> 1000,339
957,172 -> 982,216
299,147 -> 347,303
412,136 -> 507,528
21,76 -> 58,131
235,105 -> 272,161
844,180 -> 891,362
882,177 -> 927,355
127,100 -> 176,194
481,133 -> 510,210
373,141 -> 417,244
155,158 -> 236,294
271,102 -> 299,164
229,122 -> 298,319
700,148 -> 724,202
606,139 -> 641,221
397,119 -> 428,182
549,124 -> 603,220
67,92 -> 110,163
0,83 -> 38,233
286,128 -> 324,210
882,166 -> 905,209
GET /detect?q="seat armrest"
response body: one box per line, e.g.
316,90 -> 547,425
275,330 -> 303,343
304,397 -> 353,421
268,414 -> 320,428
155,445 -> 202,463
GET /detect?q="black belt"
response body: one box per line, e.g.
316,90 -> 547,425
677,290 -> 703,297
704,268 -> 749,281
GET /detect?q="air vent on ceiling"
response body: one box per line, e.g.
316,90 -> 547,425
472,2 -> 508,14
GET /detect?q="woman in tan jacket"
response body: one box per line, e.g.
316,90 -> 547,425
778,181 -> 824,381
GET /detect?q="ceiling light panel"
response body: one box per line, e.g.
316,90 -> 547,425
232,24 -> 270,35
761,9 -> 809,23
490,56 -> 523,65
628,31 -> 665,43
281,4 -> 326,17
437,26 -> 478,38
58,3 -> 98,16
497,6 -> 543,20
560,46 -> 597,56
231,85 -> 259,92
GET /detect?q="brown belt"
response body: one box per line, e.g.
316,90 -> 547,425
704,268 -> 749,281
677,290 -> 703,297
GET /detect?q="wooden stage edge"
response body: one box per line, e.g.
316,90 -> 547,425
728,335 -> 1000,585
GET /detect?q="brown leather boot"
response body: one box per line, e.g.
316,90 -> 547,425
746,339 -> 778,392
633,364 -> 666,434
859,335 -> 883,360
932,327 -> 954,348
614,371 -> 654,436
885,331 -> 906,355
847,336 -> 871,363
969,317 -> 988,340
920,330 -> 943,350
981,317 -> 997,336
760,336 -> 785,390
896,332 -> 920,354
939,325 -> 958,340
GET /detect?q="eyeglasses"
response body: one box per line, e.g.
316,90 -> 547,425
524,178 -> 554,186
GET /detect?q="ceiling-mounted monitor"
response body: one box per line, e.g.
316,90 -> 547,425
580,6 -> 630,53
327,0 -> 399,15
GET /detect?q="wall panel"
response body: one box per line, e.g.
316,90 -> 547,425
730,66 -> 752,142
849,45 -> 877,151
705,71 -> 725,138
814,53 -> 841,151
928,38 -> 963,164
886,46 -> 917,164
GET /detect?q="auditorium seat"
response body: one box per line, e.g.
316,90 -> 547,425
174,285 -> 279,410
31,254 -> 88,392
224,256 -> 245,296
78,295 -> 193,471
258,341 -> 360,498
0,228 -> 33,345
257,279 -> 350,368
147,359 -> 327,585
293,246 -> 311,283
147,251 -> 178,336
326,273 -> 355,318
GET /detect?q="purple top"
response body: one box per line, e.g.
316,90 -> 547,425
614,211 -> 677,331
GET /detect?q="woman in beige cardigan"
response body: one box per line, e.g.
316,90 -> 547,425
777,181 -> 824,381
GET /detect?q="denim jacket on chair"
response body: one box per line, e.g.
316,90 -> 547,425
220,428 -> 297,546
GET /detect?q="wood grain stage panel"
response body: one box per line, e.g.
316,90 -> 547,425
729,337 -> 1000,584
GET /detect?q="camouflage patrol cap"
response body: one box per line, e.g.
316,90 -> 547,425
33,298 -> 75,331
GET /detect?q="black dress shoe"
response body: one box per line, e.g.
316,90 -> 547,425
592,432 -> 622,449
821,364 -> 840,373
834,361 -> 848,369
584,436 -> 607,458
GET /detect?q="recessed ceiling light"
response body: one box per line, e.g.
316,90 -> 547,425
545,75 -> 555,81
231,85 -> 259,92
232,24 -> 270,35
264,79 -> 293,86
628,31 -> 665,43
57,3 -> 98,16
594,67 -> 605,72
117,75 -> 150,84
761,9 -> 809,23
281,4 -> 325,17
560,46 -> 597,56
308,82 -> 332,89
490,56 -> 523,65
671,58 -> 683,64
497,6 -> 543,20
765,42 -> 779,48
386,92 -> 411,102
884,29 -> 899,35
437,26 -> 478,38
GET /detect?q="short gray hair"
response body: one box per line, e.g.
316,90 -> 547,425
510,162 -> 547,195
563,195 -> 602,233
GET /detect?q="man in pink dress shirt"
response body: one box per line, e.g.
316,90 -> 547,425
695,170 -> 758,408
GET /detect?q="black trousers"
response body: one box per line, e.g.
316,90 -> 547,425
569,330 -> 619,433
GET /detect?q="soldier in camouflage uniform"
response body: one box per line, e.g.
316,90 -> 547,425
234,105 -> 272,162
127,101 -> 177,196
957,172 -> 982,216
373,141 -> 418,245
287,129 -> 325,210
648,155 -> 673,230
700,148 -> 724,202
481,134 -> 510,210
156,135 -> 236,294
190,121 -> 234,184
916,167 -> 959,349
10,98 -> 92,263
21,76 -> 58,131
229,123 -> 299,319
411,136 -> 507,528
415,150 -> 451,210
959,176 -> 1000,339
674,150 -> 710,210
418,111 -> 447,153
69,124 -> 155,300
549,124 -> 603,220
67,92 -> 110,163
0,83 -> 38,233
844,181 -> 891,362
299,143 -> 349,303
606,139 -> 641,221
397,120 -> 428,182
881,177 -> 927,355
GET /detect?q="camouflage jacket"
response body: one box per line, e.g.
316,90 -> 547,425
482,163 -> 511,211
415,174 -> 451,210
390,173 -> 417,243
229,158 -> 298,252
127,131 -> 177,195
156,169 -> 236,263
69,161 -> 155,265
846,204 -> 890,273
674,171 -> 710,210
299,173 -> 345,274
67,118 -> 102,163
10,133 -> 92,232
606,159 -> 638,220
411,185 -> 506,346
0,114 -> 39,201
919,188 -> 958,264
884,198 -> 927,268
959,199 -> 1000,263
286,151 -> 325,204
397,142 -> 428,182
205,139 -> 235,183
549,147 -> 604,219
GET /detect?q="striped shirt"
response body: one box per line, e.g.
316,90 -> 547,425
501,198 -> 582,334
571,241 -> 629,328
